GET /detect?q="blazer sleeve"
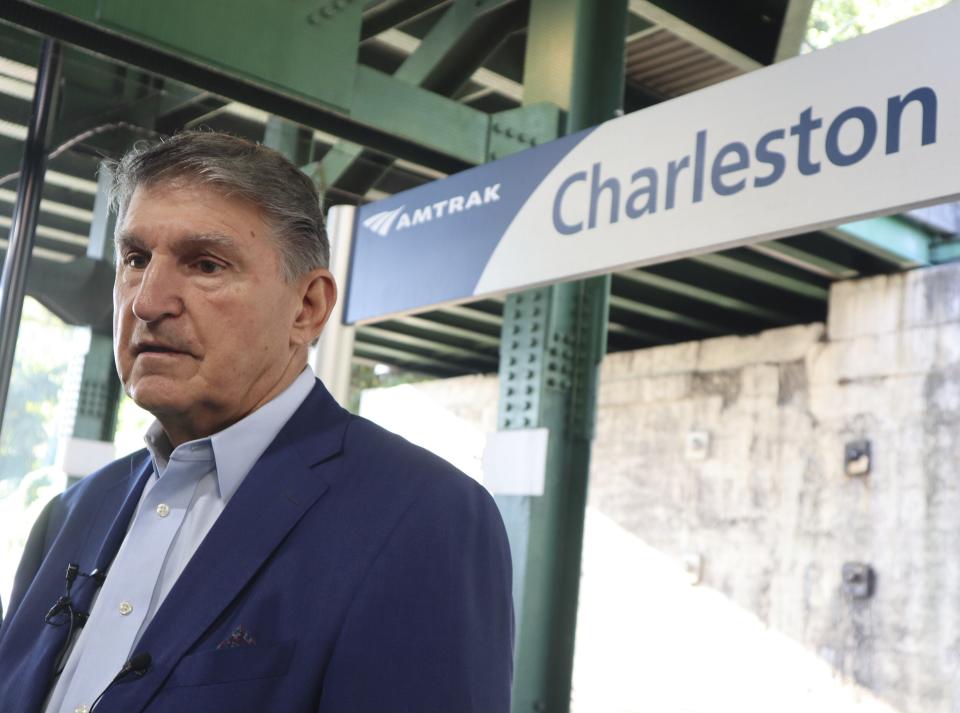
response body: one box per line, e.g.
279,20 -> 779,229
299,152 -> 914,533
317,476 -> 514,713
0,495 -> 58,638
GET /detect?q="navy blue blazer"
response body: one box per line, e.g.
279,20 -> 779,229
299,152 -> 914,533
0,380 -> 514,713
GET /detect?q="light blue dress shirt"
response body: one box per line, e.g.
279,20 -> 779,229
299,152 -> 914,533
44,367 -> 316,713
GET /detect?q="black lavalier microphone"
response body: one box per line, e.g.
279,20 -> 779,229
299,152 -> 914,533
90,652 -> 152,711
45,563 -> 108,677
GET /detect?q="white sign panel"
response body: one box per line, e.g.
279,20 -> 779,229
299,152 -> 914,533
347,5 -> 959,323
482,428 -> 549,496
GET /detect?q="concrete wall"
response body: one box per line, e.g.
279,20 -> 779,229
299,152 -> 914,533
361,262 -> 960,713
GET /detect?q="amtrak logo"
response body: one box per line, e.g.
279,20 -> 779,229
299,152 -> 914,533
362,206 -> 405,237
361,183 -> 501,236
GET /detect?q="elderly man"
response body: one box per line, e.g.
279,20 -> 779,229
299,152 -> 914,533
0,132 -> 514,713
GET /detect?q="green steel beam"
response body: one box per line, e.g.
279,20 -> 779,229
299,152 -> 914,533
0,21 -> 213,182
468,296 -> 506,314
690,251 -> 830,300
352,340 -> 465,375
608,294 -> 728,335
393,0 -> 518,93
20,252 -> 114,329
361,0 -> 452,42
0,231 -> 85,259
497,3 -> 627,713
303,142 -> 365,193
0,135 -> 100,189
153,92 -> 230,134
784,231 -> 904,277
27,0 -> 363,112
646,259 -> 824,321
439,303 -> 504,330
488,103 -> 564,161
0,4 -> 478,174
615,268 -> 795,324
263,116 -> 313,165
749,240 -> 858,280
53,68 -> 195,152
0,203 -> 90,246
0,90 -> 30,127
315,0 -> 526,193
0,17 -> 39,65
932,239 -> 960,264
38,184 -> 96,215
605,319 -> 670,346
827,216 -> 932,268
352,67 -> 490,165
2,0 -> 532,182
357,324 -> 498,367
605,315 -> 673,344
395,314 -> 502,349
411,311 -> 500,340
7,24 -> 211,149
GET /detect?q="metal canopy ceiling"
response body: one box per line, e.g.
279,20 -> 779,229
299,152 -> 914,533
0,0 -> 955,378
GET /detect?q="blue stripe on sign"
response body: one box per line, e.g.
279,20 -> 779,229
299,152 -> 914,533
345,128 -> 594,324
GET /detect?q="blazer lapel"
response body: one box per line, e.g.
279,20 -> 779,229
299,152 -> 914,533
103,381 -> 350,713
71,457 -> 154,615
8,455 -> 152,713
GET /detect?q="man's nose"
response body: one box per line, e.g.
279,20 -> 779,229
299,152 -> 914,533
130,260 -> 184,322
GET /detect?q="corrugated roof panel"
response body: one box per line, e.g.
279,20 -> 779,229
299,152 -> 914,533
625,27 -> 745,98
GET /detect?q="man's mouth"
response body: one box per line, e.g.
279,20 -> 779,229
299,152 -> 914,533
134,343 -> 189,356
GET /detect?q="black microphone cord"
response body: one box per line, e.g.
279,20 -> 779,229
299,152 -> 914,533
89,652 -> 152,711
45,563 -> 108,678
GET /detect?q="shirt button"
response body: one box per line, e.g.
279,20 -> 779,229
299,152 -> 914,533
156,503 -> 170,518
119,601 -> 134,616
75,705 -> 90,713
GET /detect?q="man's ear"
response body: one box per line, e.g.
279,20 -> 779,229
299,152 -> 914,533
292,268 -> 337,347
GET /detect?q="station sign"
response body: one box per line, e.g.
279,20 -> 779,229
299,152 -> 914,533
345,4 -> 960,324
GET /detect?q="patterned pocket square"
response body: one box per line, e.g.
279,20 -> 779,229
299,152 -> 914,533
216,625 -> 257,649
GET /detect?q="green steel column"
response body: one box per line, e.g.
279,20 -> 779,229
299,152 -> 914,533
73,330 -> 121,441
263,115 -> 313,165
73,168 -> 121,445
496,2 -> 627,712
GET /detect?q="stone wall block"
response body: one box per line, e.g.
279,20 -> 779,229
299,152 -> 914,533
901,262 -> 960,329
807,329 -> 937,386
741,364 -> 781,399
935,323 -> 960,368
598,378 -> 646,407
640,375 -> 692,404
601,340 -> 699,379
598,374 -> 691,406
809,376 -> 927,426
895,327 -> 939,375
828,272 -> 904,340
697,324 -> 824,372
926,370 -> 960,414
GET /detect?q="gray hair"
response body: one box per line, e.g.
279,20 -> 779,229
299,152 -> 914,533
104,130 -> 328,280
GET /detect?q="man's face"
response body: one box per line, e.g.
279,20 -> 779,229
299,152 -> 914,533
113,181 -> 316,439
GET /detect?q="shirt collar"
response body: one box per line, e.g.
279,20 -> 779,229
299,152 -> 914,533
142,366 -> 316,504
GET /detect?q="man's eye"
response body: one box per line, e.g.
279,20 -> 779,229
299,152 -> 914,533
124,253 -> 148,269
196,259 -> 224,274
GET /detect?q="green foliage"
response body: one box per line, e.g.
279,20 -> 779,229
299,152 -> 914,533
0,298 -> 78,483
806,0 -> 950,51
0,353 -> 64,482
807,0 -> 863,48
347,363 -> 431,413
